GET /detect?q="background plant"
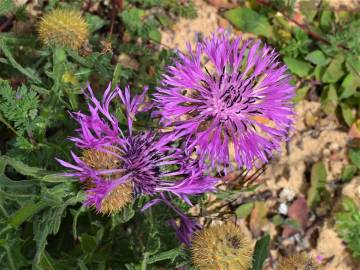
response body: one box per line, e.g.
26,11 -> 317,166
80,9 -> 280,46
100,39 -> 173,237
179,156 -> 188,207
1,0 -> 360,269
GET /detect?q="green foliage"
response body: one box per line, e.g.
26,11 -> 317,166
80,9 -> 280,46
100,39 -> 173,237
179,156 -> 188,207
224,7 -> 273,38
336,197 -> 360,259
0,1 -> 198,269
307,161 -> 328,208
0,0 -> 15,15
227,0 -> 360,126
0,80 -> 39,134
251,234 -> 270,270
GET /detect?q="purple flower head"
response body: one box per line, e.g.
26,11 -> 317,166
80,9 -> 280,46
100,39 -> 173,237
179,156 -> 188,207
154,31 -> 295,171
57,83 -> 218,214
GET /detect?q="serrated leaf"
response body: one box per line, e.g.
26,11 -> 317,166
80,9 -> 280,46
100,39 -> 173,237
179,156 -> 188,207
283,57 -> 312,77
224,7 -> 273,38
148,247 -> 183,264
305,50 -> 328,66
307,161 -> 327,208
251,234 -> 270,270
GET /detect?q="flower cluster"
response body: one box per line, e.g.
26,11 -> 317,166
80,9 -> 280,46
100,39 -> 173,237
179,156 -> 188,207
155,31 -> 295,171
57,84 -> 217,214
58,31 -> 295,247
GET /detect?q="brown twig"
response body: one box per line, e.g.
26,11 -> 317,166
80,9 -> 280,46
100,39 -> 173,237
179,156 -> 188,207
109,0 -> 123,38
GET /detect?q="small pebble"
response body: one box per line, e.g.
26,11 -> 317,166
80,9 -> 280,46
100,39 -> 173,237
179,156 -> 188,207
279,203 -> 288,215
323,148 -> 330,156
279,188 -> 296,202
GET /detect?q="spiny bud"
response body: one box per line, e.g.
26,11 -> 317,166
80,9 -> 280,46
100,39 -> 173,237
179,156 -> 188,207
82,149 -> 133,215
278,253 -> 322,270
38,9 -> 88,49
191,222 -> 253,270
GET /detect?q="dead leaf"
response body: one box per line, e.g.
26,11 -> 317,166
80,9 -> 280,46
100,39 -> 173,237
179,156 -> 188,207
349,119 -> 360,139
283,196 -> 309,237
250,201 -> 268,237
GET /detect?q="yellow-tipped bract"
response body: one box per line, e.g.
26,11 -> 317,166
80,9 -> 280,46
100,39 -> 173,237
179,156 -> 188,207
278,253 -> 322,270
38,9 -> 88,49
82,149 -> 133,214
191,222 -> 253,270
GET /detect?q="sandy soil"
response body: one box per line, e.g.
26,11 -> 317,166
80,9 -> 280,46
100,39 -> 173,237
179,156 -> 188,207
160,0 -> 360,269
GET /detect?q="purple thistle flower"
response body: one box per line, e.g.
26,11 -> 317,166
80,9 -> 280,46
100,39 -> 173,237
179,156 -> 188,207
57,83 -> 218,214
154,31 -> 295,171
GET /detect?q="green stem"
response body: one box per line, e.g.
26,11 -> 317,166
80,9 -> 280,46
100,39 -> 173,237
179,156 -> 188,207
8,200 -> 48,229
0,112 -> 18,135
141,252 -> 149,270
4,244 -> 16,270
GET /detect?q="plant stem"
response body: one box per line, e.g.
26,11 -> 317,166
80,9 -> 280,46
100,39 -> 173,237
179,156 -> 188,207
0,112 -> 18,135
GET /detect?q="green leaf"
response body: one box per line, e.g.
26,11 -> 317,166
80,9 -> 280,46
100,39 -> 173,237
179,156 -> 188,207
322,54 -> 345,83
111,204 -> 135,229
80,233 -> 97,254
299,1 -> 317,22
340,73 -> 360,100
283,57 -> 312,77
251,234 -> 270,270
148,29 -> 161,43
235,202 -> 254,219
305,50 -> 328,66
321,84 -> 338,115
307,161 -> 327,208
8,201 -> 48,228
85,14 -> 106,33
0,0 -> 15,15
335,197 -> 360,259
340,103 -> 355,126
341,165 -> 357,182
293,86 -> 309,103
320,10 -> 333,30
0,80 -> 40,134
224,7 -> 273,38
349,148 -> 360,169
147,247 -> 183,264
0,155 -> 46,178
345,56 -> 360,77
0,41 -> 42,84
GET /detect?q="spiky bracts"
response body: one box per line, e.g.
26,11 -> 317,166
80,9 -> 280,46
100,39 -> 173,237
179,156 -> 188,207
191,222 -> 253,270
155,31 -> 295,172
278,254 -> 322,270
57,84 -> 218,214
39,9 -> 88,49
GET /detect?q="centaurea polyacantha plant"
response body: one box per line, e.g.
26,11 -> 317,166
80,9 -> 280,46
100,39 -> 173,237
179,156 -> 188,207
155,31 -> 295,172
57,84 -> 218,215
